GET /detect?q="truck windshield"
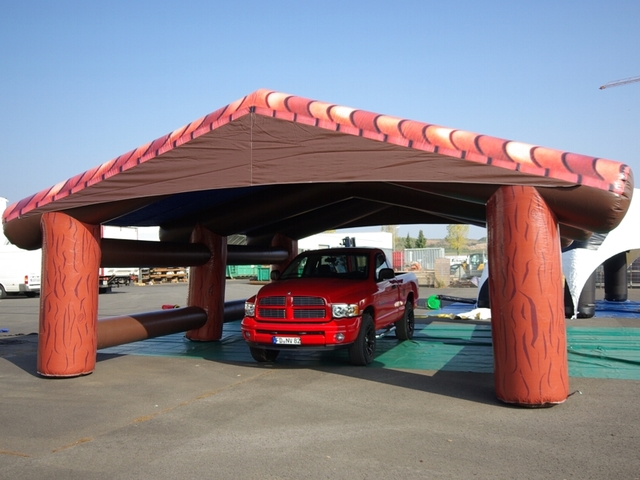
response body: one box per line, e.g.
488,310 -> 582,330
279,253 -> 369,280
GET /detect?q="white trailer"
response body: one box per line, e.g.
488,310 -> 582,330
2,198 -> 163,296
99,226 -> 152,291
1,197 -> 42,298
0,246 -> 41,298
299,232 -> 393,265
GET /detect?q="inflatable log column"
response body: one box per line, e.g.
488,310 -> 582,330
487,186 -> 568,406
38,212 -> 101,377
270,233 -> 298,274
186,225 -> 227,341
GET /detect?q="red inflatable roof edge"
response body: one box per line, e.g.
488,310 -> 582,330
3,88 -> 633,224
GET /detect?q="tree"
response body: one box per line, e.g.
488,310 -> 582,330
445,224 -> 469,254
404,233 -> 413,249
415,230 -> 427,248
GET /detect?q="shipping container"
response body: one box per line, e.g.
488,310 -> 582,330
392,251 -> 404,270
403,248 -> 445,270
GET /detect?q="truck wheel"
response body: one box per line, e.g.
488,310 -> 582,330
0,284 -> 6,299
395,302 -> 415,340
249,347 -> 280,362
348,313 -> 376,366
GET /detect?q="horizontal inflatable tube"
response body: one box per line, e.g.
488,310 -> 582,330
3,179 -> 633,251
97,306 -> 207,349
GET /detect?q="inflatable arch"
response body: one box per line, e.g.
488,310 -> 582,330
477,188 -> 640,317
562,188 -> 640,317
2,89 -> 634,407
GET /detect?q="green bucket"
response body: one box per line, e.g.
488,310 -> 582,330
427,295 -> 441,310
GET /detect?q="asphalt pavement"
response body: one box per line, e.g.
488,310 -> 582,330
1,281 -> 639,479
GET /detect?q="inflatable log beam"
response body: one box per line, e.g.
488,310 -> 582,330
100,239 -> 291,267
97,307 -> 207,349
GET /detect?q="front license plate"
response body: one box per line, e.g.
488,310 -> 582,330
272,336 -> 301,345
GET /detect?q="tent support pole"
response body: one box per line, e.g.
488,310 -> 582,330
38,212 -> 101,377
487,186 -> 568,406
270,233 -> 298,275
186,225 -> 227,341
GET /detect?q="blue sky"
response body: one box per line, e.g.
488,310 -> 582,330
1,1 -> 638,239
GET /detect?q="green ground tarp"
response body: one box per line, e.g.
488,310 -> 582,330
375,323 -> 640,380
100,321 -> 640,380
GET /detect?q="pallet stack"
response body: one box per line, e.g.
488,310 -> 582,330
139,267 -> 188,284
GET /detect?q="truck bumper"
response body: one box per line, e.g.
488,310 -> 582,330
18,285 -> 40,293
241,316 -> 362,349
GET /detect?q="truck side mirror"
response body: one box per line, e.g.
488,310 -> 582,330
378,268 -> 395,281
270,270 -> 280,281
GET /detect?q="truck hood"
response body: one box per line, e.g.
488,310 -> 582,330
258,278 -> 376,304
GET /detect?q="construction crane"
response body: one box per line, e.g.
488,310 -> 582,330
599,75 -> 640,90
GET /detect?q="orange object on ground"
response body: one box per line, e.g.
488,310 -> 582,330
38,212 -> 101,377
487,186 -> 568,406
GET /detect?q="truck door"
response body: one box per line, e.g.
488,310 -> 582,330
374,252 -> 400,328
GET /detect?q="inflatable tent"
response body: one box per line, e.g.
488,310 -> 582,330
2,89 -> 634,406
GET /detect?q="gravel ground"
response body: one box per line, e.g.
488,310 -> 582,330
1,281 -> 640,479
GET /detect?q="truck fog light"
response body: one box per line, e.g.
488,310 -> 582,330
244,331 -> 251,339
334,333 -> 345,342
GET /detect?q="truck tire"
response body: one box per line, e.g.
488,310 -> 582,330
0,284 -> 6,299
348,313 -> 376,366
395,302 -> 415,340
249,347 -> 280,362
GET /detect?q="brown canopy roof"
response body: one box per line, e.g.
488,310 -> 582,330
3,89 -> 634,250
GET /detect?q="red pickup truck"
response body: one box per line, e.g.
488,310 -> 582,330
241,247 -> 419,365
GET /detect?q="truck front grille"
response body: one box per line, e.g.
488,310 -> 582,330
294,309 -> 326,319
259,296 -> 286,306
292,296 -> 325,306
258,308 -> 286,319
257,296 -> 328,321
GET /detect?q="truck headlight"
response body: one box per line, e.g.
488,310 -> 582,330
332,304 -> 360,318
245,301 -> 256,317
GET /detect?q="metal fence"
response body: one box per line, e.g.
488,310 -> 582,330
403,248 -> 445,270
594,257 -> 640,288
